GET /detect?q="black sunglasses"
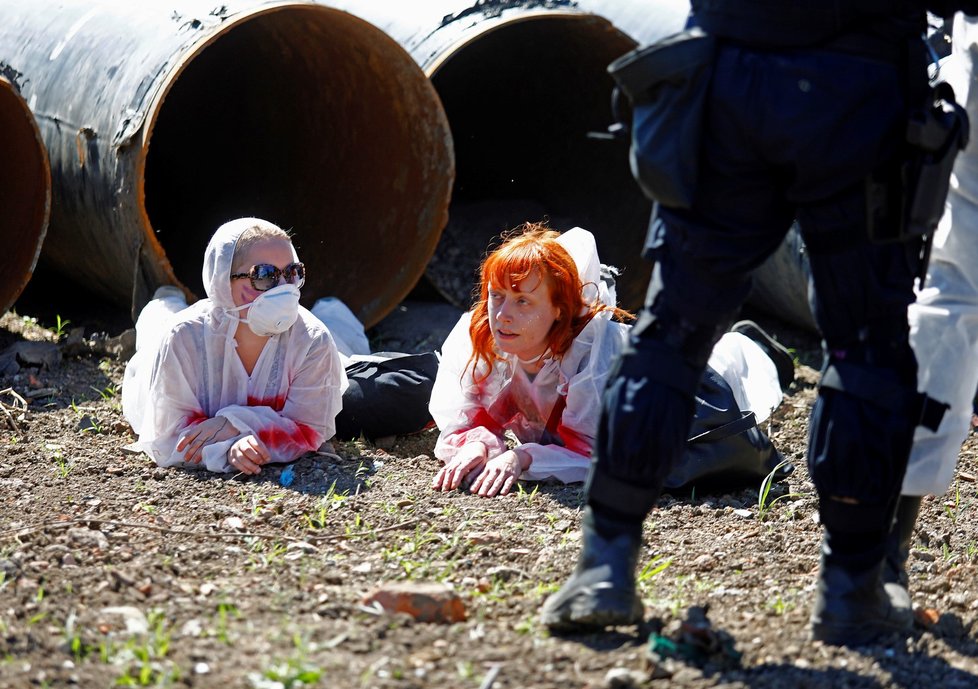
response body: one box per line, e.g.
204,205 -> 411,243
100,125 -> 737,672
231,262 -> 306,292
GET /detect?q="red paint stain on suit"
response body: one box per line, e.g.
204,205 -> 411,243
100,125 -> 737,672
257,423 -> 320,452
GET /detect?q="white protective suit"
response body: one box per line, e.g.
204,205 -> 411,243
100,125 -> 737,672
429,227 -> 782,485
904,15 -> 978,496
122,218 -> 346,473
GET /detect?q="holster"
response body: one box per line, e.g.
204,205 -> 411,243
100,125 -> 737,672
607,27 -> 716,209
866,80 -> 969,244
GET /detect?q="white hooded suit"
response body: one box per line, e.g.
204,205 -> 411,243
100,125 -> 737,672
429,227 -> 781,484
122,218 -> 346,473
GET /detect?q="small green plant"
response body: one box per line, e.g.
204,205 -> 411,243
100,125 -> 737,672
92,384 -> 119,401
456,660 -> 476,681
251,634 -> 322,688
757,459 -> 801,521
251,493 -> 285,517
355,461 -> 371,482
344,512 -> 369,538
63,614 -> 95,661
766,593 -> 795,616
532,581 -> 561,598
944,482 -> 961,525
214,601 -> 240,644
248,539 -> 288,570
49,446 -> 70,478
80,417 -> 105,434
515,482 -> 539,506
52,314 -> 70,340
514,614 -> 537,635
637,554 -> 673,583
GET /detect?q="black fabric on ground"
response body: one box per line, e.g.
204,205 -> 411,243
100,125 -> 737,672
335,352 -> 439,440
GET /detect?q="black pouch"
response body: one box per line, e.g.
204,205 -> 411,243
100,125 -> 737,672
664,366 -> 791,492
607,27 -> 716,209
867,80 -> 969,243
334,352 -> 439,441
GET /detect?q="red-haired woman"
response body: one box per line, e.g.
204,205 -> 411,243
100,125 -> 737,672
430,223 -> 790,498
431,224 -> 636,498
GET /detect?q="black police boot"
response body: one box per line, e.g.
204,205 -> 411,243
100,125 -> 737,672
810,536 -> 913,646
540,506 -> 644,631
881,495 -> 922,615
730,320 -> 795,390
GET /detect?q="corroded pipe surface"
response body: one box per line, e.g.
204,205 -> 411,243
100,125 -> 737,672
0,0 -> 453,327
0,73 -> 50,316
333,1 -> 814,330
330,0 -> 690,311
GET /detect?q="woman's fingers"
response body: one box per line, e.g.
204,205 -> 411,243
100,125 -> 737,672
488,471 -> 510,497
176,429 -> 197,453
226,435 -> 269,475
447,456 -> 478,490
498,474 -> 517,496
228,452 -> 259,475
433,454 -> 492,492
432,466 -> 450,490
242,439 -> 269,465
185,443 -> 204,464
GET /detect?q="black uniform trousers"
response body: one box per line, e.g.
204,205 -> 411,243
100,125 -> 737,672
588,42 -> 926,538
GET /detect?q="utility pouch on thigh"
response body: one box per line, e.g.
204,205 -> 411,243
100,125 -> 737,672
607,27 -> 716,209
866,81 -> 969,243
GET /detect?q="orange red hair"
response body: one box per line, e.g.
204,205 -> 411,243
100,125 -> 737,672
466,222 -> 632,382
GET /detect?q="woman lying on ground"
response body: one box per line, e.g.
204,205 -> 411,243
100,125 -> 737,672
430,223 -> 789,498
122,217 -> 346,475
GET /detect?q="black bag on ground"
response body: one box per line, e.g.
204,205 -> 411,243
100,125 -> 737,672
335,352 -> 439,441
607,27 -> 716,209
664,365 -> 790,491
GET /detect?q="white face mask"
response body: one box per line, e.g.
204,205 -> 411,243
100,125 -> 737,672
226,283 -> 301,336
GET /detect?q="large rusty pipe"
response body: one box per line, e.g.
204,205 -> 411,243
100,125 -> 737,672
331,1 -> 816,330
0,0 -> 453,327
0,73 -> 50,316
328,0 -> 689,311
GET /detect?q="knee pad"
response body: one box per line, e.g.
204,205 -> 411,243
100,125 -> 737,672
809,355 -> 948,533
587,334 -> 700,521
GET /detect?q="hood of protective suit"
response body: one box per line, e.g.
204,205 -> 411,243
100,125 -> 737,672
555,227 -> 617,312
201,217 -> 300,310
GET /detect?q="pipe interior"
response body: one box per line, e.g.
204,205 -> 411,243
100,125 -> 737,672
427,15 -> 651,310
0,80 -> 48,314
144,7 -> 449,327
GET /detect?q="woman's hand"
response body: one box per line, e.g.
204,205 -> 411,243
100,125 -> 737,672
177,417 -> 240,464
469,449 -> 531,498
432,442 -> 487,491
227,434 -> 270,475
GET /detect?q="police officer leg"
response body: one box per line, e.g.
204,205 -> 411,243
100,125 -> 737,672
802,213 -> 938,645
882,495 -> 923,613
541,207 -> 780,630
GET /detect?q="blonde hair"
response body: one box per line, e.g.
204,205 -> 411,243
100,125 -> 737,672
232,222 -> 293,270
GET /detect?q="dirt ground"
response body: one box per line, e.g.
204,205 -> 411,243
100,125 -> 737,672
2,303 -> 978,689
